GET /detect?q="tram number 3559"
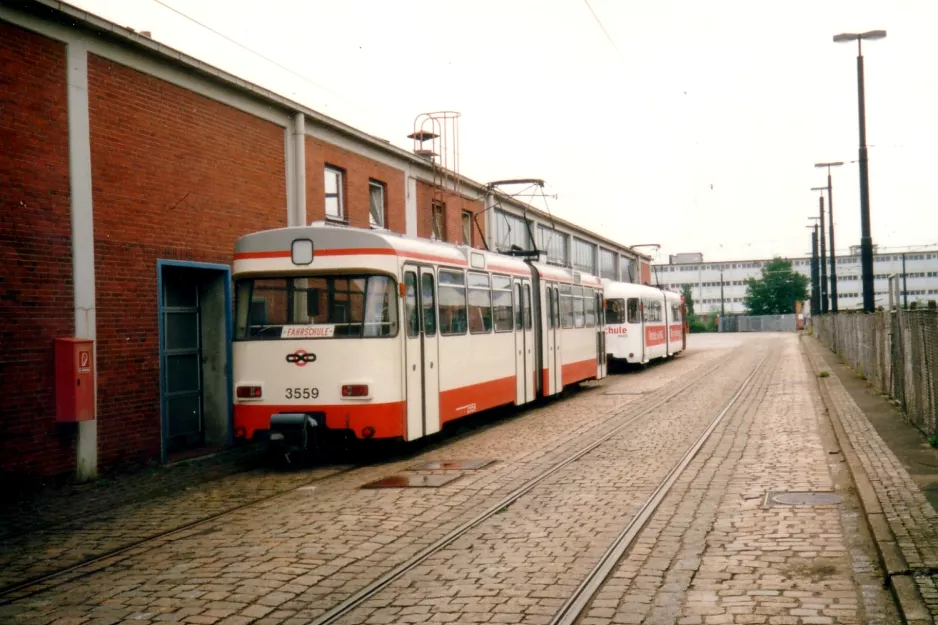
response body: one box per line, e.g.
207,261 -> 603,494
285,387 -> 319,399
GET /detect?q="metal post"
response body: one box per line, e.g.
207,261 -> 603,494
857,44 -> 875,312
720,271 -> 725,317
819,195 -> 828,313
827,171 -> 838,312
811,229 -> 820,314
902,252 -> 908,309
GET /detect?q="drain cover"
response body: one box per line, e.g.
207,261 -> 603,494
765,491 -> 843,506
408,459 -> 495,471
361,474 -> 461,489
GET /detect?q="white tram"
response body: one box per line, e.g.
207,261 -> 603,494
231,223 -> 607,451
602,280 -> 687,365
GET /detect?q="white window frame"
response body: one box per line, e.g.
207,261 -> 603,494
324,166 -> 344,221
369,180 -> 386,228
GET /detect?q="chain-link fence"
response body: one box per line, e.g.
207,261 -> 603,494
720,314 -> 798,333
814,310 -> 938,436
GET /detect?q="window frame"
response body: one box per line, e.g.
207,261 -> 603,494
368,179 -> 386,228
432,201 -> 446,240
324,165 -> 345,221
438,268 -> 467,336
492,275 -> 514,333
467,271 -> 493,334
461,210 -> 472,245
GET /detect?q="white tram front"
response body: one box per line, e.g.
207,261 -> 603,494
232,224 -> 607,452
602,280 -> 686,365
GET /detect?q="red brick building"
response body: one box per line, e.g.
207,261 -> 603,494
0,0 -> 651,486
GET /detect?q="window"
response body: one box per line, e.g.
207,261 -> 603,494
572,238 -> 596,274
643,298 -> 662,322
538,226 -> 568,265
234,274 -> 397,340
494,209 -> 533,252
438,269 -> 466,335
584,288 -> 596,326
523,284 -> 532,330
468,272 -> 492,334
404,272 -> 418,338
573,287 -> 585,328
605,298 -> 625,324
551,288 -> 560,328
599,249 -> 616,280
493,275 -> 513,332
560,285 -> 574,328
462,211 -> 472,245
421,273 -> 436,336
627,298 -> 641,323
324,166 -> 344,220
432,201 -> 445,240
514,283 -> 523,330
369,180 -> 386,228
671,304 -> 681,323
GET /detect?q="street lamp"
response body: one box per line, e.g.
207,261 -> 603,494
834,29 -> 886,312
815,161 -> 844,312
811,186 -> 828,313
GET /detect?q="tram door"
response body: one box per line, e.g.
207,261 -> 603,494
543,284 -> 562,396
595,291 -> 606,379
403,266 -> 441,441
512,278 -> 535,405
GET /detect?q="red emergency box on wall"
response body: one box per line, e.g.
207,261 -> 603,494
55,338 -> 96,422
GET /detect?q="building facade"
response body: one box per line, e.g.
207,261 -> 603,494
654,249 -> 938,315
0,0 -> 650,484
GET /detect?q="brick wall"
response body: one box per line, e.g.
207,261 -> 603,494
305,137 -> 405,232
0,23 -> 75,483
87,54 -> 287,470
415,180 -> 485,247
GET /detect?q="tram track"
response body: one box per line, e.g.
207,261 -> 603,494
0,345 -> 741,608
307,348 -> 770,625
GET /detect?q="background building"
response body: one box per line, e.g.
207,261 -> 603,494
1,0 -> 651,484
654,247 -> 938,315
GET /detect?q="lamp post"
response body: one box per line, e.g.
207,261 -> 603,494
807,223 -> 820,315
811,186 -> 828,313
815,161 -> 844,312
834,29 -> 886,312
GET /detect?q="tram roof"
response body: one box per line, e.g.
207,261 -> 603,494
234,224 -> 603,286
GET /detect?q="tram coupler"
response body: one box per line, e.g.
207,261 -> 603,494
269,412 -> 320,463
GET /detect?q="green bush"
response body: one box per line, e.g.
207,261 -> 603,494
689,314 -> 718,333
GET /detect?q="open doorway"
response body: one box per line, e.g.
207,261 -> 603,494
157,261 -> 232,462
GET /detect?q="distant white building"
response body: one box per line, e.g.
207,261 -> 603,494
653,248 -> 938,315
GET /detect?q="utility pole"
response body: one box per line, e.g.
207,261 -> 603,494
812,188 -> 829,313
720,270 -> 725,317
808,222 -> 820,315
815,162 -> 844,312
902,252 -> 908,309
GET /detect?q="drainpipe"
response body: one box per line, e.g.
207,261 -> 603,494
292,112 -> 306,226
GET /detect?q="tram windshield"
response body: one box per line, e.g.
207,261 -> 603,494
234,274 -> 399,340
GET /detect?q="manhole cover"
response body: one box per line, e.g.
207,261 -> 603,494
765,491 -> 843,506
361,474 -> 461,489
408,459 -> 495,471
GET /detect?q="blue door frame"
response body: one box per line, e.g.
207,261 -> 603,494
156,260 -> 233,463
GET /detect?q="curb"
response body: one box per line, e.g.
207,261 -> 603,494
800,335 -> 933,625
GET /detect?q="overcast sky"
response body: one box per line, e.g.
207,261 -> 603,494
70,0 -> 938,265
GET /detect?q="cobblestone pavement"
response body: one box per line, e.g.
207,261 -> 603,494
582,334 -> 900,625
0,336 -> 743,621
804,336 -> 938,622
0,334 -> 902,625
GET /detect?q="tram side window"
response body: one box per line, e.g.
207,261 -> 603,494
422,273 -> 437,336
584,288 -> 596,327
492,275 -> 513,333
439,269 -> 467,335
643,299 -> 662,323
605,299 -> 625,324
551,288 -> 561,328
573,286 -> 585,328
671,304 -> 681,323
404,272 -> 418,338
363,276 -> 399,337
514,283 -> 523,330
468,272 -> 493,334
560,285 -> 574,328
627,298 -> 641,324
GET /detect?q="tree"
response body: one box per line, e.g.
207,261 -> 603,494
681,284 -> 695,318
743,257 -> 810,315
